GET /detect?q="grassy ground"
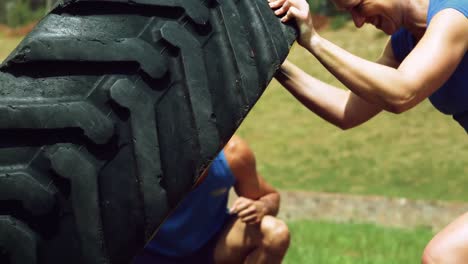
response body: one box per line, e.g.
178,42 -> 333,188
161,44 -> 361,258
237,23 -> 468,202
284,220 -> 433,264
0,36 -> 22,62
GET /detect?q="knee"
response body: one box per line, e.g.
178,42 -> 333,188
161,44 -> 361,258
421,236 -> 462,264
422,241 -> 445,264
422,213 -> 468,264
422,243 -> 437,264
260,216 -> 291,253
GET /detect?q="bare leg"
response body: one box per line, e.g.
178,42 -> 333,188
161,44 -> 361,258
422,212 -> 468,264
213,215 -> 290,264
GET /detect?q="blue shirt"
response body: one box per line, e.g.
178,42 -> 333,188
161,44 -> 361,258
391,0 -> 468,127
143,151 -> 236,257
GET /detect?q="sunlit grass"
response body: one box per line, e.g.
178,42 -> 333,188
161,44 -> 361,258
284,220 -> 433,264
237,23 -> 468,202
0,37 -> 22,63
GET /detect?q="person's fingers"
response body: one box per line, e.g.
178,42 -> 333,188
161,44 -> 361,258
229,200 -> 242,214
233,198 -> 246,206
229,199 -> 240,213
241,214 -> 259,225
237,206 -> 256,218
280,9 -> 292,22
229,197 -> 250,213
281,6 -> 300,22
268,0 -> 286,9
289,6 -> 303,18
231,200 -> 252,214
274,0 -> 290,16
287,0 -> 307,9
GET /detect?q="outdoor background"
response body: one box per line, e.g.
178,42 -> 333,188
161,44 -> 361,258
1,1 -> 467,263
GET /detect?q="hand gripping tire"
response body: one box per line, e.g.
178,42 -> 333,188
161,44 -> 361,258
0,0 -> 296,263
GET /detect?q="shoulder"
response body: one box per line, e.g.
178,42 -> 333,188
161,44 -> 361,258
428,0 -> 468,23
222,135 -> 256,181
424,0 -> 468,51
425,8 -> 468,48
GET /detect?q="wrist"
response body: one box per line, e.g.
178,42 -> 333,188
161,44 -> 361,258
253,200 -> 266,213
277,60 -> 292,79
306,33 -> 322,55
256,199 -> 273,216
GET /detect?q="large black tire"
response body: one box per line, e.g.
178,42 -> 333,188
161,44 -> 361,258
0,0 -> 296,263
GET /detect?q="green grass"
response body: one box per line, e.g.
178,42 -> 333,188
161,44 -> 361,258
284,220 -> 433,264
0,37 -> 22,63
237,23 -> 468,202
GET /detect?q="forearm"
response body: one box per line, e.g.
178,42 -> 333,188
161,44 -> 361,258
276,60 -> 379,129
258,192 -> 280,216
304,34 -> 417,113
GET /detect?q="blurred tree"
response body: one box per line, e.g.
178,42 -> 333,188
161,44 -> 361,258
30,0 -> 45,9
308,0 -> 344,15
308,0 -> 350,29
46,0 -> 53,11
4,0 -> 47,27
30,0 -> 56,11
0,1 -> 5,24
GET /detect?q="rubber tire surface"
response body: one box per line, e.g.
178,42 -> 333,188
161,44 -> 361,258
0,0 -> 296,263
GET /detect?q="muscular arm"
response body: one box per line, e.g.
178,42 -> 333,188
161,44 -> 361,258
275,39 -> 399,129
225,135 -> 280,217
303,9 -> 468,113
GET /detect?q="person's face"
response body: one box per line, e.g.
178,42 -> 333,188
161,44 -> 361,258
331,0 -> 400,35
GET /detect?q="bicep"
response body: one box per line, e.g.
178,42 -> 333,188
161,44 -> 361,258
234,173 -> 278,201
233,161 -> 272,199
225,137 -> 264,198
398,9 -> 468,100
227,143 -> 276,199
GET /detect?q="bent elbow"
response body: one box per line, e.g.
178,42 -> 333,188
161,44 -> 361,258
387,103 -> 409,114
386,99 -> 415,114
338,123 -> 354,130
336,120 -> 359,130
385,78 -> 421,114
386,93 -> 417,114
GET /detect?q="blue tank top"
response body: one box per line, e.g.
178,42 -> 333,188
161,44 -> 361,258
143,151 -> 236,257
391,0 -> 468,128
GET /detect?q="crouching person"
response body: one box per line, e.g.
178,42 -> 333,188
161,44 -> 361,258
133,135 -> 290,264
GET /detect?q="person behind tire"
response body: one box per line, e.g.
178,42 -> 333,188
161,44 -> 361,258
268,0 -> 468,262
133,135 -> 290,264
